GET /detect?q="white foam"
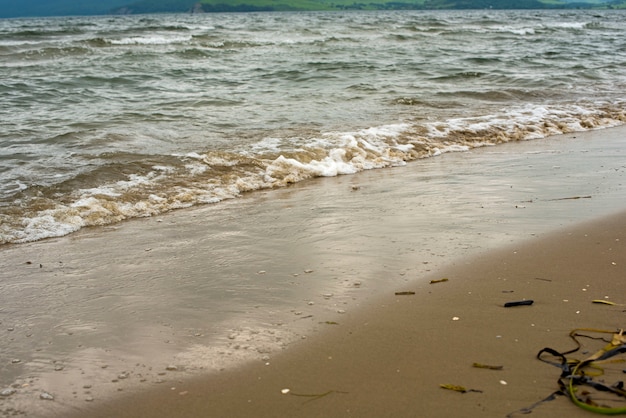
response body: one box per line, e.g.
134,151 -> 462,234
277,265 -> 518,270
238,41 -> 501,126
2,181 -> 28,196
152,165 -> 174,173
494,26 -> 536,36
550,22 -> 588,30
20,212 -> 83,243
74,188 -> 121,199
109,35 -> 192,45
246,137 -> 290,154
183,152 -> 205,160
185,162 -> 208,175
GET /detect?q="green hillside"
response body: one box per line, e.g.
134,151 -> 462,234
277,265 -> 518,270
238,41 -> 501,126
115,0 -> 626,13
0,0 -> 130,17
0,0 -> 624,19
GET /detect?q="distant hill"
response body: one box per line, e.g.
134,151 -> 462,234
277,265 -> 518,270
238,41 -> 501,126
0,0 -> 624,18
0,0 -> 129,18
111,0 -> 626,13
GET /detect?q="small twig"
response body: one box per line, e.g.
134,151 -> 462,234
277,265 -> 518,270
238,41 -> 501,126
546,195 -> 591,201
289,390 -> 349,404
472,362 -> 504,370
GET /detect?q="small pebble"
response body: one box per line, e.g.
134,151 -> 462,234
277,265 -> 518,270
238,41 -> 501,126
40,392 -> 54,400
281,388 -> 290,394
166,365 -> 178,371
304,269 -> 313,273
1,388 -> 16,397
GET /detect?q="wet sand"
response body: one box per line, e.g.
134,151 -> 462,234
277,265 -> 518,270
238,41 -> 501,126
2,126 -> 626,417
70,209 -> 626,418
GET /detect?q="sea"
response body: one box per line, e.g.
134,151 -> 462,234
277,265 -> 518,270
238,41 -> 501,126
1,9 -> 625,245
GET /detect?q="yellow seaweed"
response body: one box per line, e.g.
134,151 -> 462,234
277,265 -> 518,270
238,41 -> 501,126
591,299 -> 616,306
440,384 -> 467,393
472,362 -> 503,370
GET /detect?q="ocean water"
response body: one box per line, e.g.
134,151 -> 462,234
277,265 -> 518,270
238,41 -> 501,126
1,10 -> 625,244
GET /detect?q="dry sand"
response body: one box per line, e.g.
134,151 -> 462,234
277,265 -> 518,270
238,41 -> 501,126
68,210 -> 626,418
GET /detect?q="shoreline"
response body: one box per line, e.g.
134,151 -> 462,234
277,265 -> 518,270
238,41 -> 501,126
2,126 -> 626,417
68,209 -> 626,417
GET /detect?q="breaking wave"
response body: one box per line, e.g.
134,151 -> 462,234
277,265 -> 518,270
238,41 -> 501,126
1,101 -> 624,245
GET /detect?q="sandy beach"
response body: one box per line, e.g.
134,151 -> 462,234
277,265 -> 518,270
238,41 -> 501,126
2,10 -> 626,418
2,126 -> 626,417
64,208 -> 626,418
